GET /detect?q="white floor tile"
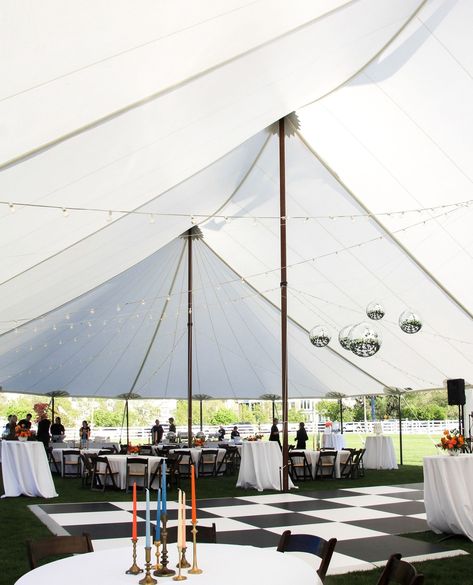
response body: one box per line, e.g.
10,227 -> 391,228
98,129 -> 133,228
237,494 -> 312,504
200,504 -> 292,517
303,506 -> 399,522
339,486 -> 421,495
49,510 -> 139,526
265,521 -> 387,541
325,494 -> 408,507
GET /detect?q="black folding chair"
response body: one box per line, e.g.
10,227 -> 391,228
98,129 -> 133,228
91,456 -> 120,491
27,533 -> 93,569
376,553 -> 424,585
198,449 -> 219,477
277,530 -> 337,583
167,523 -> 217,545
61,449 -> 82,478
315,450 -> 338,479
125,457 -> 149,492
288,451 -> 313,481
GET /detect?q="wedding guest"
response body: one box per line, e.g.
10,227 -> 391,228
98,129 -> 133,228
295,421 -> 309,450
269,418 -> 281,446
168,417 -> 176,433
37,413 -> 51,449
18,413 -> 32,430
230,426 -> 240,439
4,414 -> 18,440
79,420 -> 91,448
50,416 -> 65,442
151,419 -> 164,444
218,425 -> 226,440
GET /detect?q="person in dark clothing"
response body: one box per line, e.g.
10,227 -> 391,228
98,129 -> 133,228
151,419 -> 164,444
217,426 -> 226,441
168,417 -> 176,433
295,421 -> 309,450
37,414 -> 51,449
50,417 -> 65,441
269,418 -> 281,446
230,426 -> 240,439
18,413 -> 32,430
4,414 -> 18,440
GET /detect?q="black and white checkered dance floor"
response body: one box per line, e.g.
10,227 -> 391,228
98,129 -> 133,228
32,483 -> 467,575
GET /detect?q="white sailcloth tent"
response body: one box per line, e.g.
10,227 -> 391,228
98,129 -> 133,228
0,0 -> 472,399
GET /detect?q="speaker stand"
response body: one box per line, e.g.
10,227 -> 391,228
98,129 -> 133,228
458,404 -> 464,437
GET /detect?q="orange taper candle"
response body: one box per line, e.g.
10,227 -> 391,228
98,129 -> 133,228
132,481 -> 137,540
191,464 -> 196,523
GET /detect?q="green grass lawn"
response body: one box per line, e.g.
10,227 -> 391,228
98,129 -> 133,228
0,434 -> 469,585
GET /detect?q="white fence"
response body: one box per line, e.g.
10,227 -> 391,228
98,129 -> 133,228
62,419 -> 459,443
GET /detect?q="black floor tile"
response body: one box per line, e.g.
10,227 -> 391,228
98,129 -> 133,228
370,501 -> 425,516
217,529 -> 280,548
197,498 -> 250,507
336,534 -> 450,563
234,512 -> 329,528
346,515 -> 429,535
39,502 -> 122,514
66,521 -> 143,539
389,490 -> 424,501
271,500 -> 350,512
291,489 -> 361,499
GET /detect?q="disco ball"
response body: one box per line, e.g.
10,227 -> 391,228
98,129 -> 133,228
349,322 -> 382,357
366,301 -> 385,321
309,325 -> 331,348
399,310 -> 422,334
338,325 -> 354,350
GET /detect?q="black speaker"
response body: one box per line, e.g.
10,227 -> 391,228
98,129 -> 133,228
447,378 -> 465,405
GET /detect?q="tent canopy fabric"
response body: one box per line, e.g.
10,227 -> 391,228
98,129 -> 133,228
1,0 -> 472,399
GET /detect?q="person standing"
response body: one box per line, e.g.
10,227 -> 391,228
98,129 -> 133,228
269,418 -> 281,446
230,426 -> 240,439
168,417 -> 176,433
295,421 -> 309,450
217,425 -> 226,441
18,413 -> 32,430
4,414 -> 18,440
151,419 -> 164,444
79,420 -> 91,448
50,417 -> 66,442
37,413 -> 51,449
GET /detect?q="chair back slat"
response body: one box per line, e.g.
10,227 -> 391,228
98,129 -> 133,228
376,553 -> 424,585
27,533 -> 93,569
166,523 -> 217,544
277,530 -> 336,583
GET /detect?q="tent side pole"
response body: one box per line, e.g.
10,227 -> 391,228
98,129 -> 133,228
399,395 -> 403,466
279,117 -> 289,492
187,229 -> 193,446
126,399 -> 129,446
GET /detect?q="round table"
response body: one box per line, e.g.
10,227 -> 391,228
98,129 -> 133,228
364,436 -> 398,470
1,441 -> 58,498
236,441 -> 294,491
14,543 -> 320,585
321,433 -> 346,450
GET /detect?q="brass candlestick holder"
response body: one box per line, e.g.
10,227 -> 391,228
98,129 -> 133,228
156,513 -> 176,577
153,540 -> 162,575
139,546 -> 157,585
172,547 -> 187,581
176,546 -> 190,569
188,521 -> 203,574
126,537 -> 143,575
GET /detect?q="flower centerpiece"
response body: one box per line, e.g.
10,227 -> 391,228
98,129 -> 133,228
245,434 -> 264,442
437,429 -> 465,454
193,437 -> 205,447
15,425 -> 32,442
127,445 -> 140,454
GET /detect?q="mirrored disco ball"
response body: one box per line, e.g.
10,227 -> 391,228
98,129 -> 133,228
309,325 -> 331,347
366,301 -> 385,320
349,322 -> 382,357
339,325 -> 354,350
399,310 -> 422,334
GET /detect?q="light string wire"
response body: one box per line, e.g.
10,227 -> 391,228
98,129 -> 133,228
1,197 -> 471,221
0,203 -> 466,330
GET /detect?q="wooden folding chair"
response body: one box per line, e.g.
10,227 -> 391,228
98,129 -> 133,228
376,553 -> 424,585
27,533 -> 93,569
277,529 -> 337,583
91,456 -> 120,491
61,449 -> 82,478
125,457 -> 149,492
167,523 -> 217,544
176,450 -> 193,479
198,449 -> 219,477
288,451 -> 313,481
315,450 -> 338,479
46,447 -> 61,475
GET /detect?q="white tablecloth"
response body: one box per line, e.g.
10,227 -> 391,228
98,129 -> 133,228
236,441 -> 294,491
321,434 -> 346,450
51,448 -> 103,476
14,543 -> 319,585
424,454 -> 473,540
104,455 -> 163,489
364,436 -> 398,470
1,441 -> 58,498
292,449 -> 351,479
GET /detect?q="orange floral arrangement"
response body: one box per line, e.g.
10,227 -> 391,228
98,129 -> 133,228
245,434 -> 263,442
437,429 -> 464,452
128,445 -> 140,454
15,425 -> 32,439
193,438 -> 204,447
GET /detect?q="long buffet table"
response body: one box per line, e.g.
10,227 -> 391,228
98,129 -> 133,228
1,441 -> 58,498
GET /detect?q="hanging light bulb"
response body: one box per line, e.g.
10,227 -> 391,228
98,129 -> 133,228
309,325 -> 331,348
338,324 -> 354,350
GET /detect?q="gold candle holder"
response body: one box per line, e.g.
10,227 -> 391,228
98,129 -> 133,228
139,546 -> 157,585
172,547 -> 187,581
153,540 -> 162,575
126,537 -> 143,575
176,546 -> 190,569
188,521 -> 203,574
156,513 -> 176,577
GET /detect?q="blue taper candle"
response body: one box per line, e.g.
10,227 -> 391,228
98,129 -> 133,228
145,488 -> 151,548
155,487 -> 161,541
161,459 -> 167,514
